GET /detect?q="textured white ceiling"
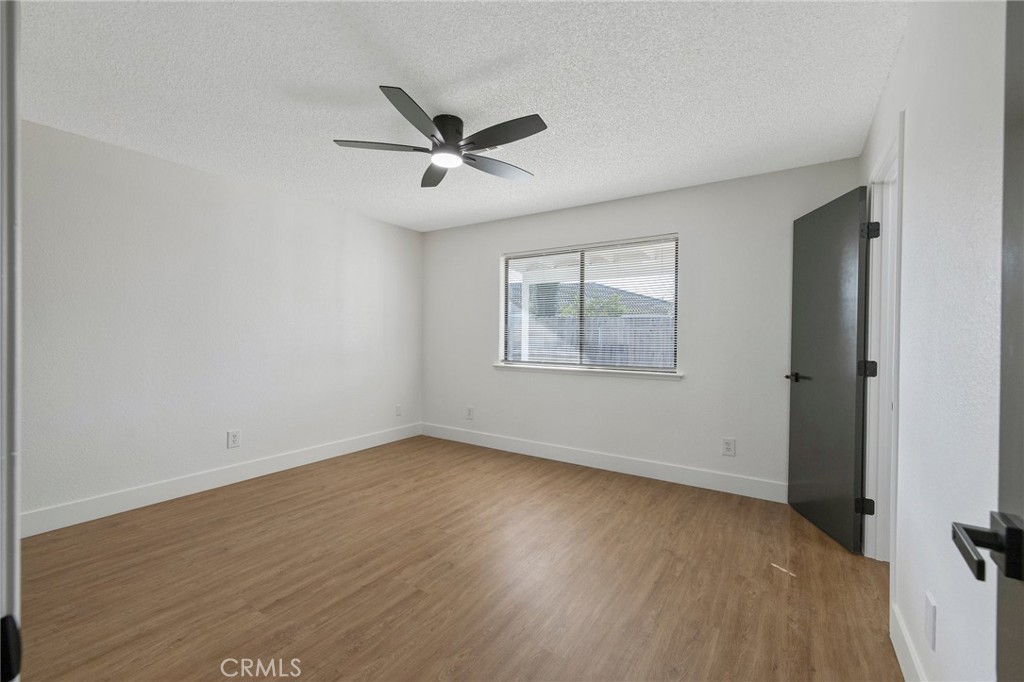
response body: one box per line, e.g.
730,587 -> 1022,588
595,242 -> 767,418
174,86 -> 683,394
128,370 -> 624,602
22,2 -> 910,231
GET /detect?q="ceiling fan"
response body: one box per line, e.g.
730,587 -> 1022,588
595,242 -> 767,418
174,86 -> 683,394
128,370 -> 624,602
333,86 -> 547,188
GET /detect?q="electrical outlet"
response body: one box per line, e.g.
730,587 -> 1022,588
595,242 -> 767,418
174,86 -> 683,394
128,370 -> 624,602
227,430 -> 240,449
721,438 -> 736,457
465,406 -> 475,421
925,592 -> 937,651
395,404 -> 402,417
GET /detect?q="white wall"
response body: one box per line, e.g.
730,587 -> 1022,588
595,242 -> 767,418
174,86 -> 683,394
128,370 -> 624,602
859,3 -> 1006,681
21,122 -> 423,535
422,159 -> 859,502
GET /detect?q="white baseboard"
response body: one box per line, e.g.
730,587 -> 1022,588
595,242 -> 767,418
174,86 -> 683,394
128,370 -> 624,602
20,423 -> 424,537
422,423 -> 787,503
23,423 -> 787,536
891,602 -> 926,682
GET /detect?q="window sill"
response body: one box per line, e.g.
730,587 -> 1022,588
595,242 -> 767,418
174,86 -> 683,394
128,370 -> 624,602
492,362 -> 685,380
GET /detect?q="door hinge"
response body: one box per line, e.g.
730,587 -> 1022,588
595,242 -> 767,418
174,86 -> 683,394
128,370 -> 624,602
1,615 -> 21,682
855,498 -> 876,515
858,360 -> 878,377
861,221 -> 881,239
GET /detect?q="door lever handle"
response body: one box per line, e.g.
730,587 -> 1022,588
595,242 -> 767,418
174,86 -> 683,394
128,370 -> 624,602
951,512 -> 1023,581
785,373 -> 809,382
952,522 -> 999,580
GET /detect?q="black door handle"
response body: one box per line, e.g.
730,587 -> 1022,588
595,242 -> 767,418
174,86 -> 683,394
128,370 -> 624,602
951,512 -> 1023,581
785,372 -> 808,382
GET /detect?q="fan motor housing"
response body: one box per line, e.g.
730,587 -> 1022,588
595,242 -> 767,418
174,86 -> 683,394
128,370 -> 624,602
433,114 -> 463,146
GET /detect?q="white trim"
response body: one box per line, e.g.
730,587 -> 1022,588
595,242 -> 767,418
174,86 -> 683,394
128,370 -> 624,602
891,602 -> 926,682
1,0 -> 20,627
889,111 -> 906,597
501,232 -> 679,260
22,422 -> 787,536
493,362 -> 684,380
863,119 -> 904,563
422,423 -> 787,503
19,423 -> 424,537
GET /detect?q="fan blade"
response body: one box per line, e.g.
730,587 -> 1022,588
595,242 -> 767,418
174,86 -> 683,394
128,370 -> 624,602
380,86 -> 443,144
463,154 -> 533,180
334,140 -> 429,152
460,114 -> 547,151
421,164 -> 447,188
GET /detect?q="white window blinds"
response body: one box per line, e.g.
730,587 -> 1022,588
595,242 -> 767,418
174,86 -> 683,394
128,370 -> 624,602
504,236 -> 678,371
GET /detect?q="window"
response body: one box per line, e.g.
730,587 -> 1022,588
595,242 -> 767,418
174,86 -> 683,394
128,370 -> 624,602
503,235 -> 678,372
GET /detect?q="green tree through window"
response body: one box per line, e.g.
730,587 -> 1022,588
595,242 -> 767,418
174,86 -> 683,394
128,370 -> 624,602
559,293 -> 627,318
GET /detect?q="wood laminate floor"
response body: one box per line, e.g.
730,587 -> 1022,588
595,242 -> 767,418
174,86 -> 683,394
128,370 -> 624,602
22,436 -> 901,681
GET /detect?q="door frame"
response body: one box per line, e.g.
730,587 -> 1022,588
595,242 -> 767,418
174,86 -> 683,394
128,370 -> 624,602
0,0 -> 20,638
997,1 -> 1023,676
864,113 -> 905,564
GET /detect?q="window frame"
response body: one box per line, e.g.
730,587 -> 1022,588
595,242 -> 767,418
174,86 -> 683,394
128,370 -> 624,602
499,234 -> 680,377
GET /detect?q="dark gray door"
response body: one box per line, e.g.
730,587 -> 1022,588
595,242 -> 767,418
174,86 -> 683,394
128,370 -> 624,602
998,2 -> 1023,677
787,186 -> 869,554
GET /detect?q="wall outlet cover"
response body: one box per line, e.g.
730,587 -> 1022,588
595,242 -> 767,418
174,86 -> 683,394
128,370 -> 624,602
722,438 -> 737,457
227,430 -> 240,449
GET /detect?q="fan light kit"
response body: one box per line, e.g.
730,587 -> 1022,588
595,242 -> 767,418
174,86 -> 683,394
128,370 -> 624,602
430,147 -> 463,168
333,86 -> 547,188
